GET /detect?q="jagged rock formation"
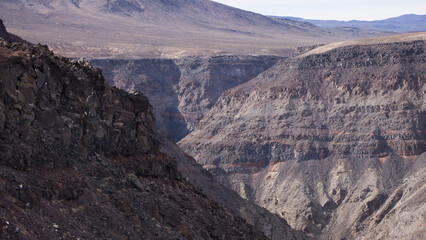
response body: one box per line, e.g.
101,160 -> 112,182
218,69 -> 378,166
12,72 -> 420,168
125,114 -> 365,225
93,55 -> 281,141
0,19 -> 28,44
0,39 -> 281,240
0,0 -> 390,58
180,33 -> 426,239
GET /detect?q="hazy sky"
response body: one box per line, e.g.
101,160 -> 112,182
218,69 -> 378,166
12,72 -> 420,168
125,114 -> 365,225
213,0 -> 426,21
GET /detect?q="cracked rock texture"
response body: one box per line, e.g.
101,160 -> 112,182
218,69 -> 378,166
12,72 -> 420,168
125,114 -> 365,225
92,55 -> 281,141
180,34 -> 426,239
0,38 -> 280,240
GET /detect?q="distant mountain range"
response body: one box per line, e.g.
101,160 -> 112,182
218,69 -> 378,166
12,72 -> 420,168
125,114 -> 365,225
279,14 -> 426,33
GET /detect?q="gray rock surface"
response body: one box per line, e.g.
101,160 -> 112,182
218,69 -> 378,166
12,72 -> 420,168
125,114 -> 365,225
180,34 -> 426,239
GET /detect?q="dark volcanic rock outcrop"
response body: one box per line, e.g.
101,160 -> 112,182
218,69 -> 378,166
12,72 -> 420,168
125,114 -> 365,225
93,55 -> 281,141
180,33 -> 426,239
0,40 -> 275,239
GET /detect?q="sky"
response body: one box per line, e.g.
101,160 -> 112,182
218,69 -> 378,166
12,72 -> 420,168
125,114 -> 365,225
213,0 -> 426,21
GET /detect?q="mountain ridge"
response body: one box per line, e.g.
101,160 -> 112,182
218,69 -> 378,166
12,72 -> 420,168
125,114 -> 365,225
0,0 -> 391,58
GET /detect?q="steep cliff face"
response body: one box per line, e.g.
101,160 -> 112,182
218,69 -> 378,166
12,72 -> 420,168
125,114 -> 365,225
180,33 -> 426,239
93,55 -> 281,141
0,39 -> 275,239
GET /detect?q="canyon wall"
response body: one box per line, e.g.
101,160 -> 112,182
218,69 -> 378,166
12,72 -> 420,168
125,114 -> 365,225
180,35 -> 426,239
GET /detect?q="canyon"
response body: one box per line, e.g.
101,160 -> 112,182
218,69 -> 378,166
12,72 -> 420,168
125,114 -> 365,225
0,26 -> 306,239
180,33 -> 426,239
0,0 -> 425,239
91,32 -> 426,239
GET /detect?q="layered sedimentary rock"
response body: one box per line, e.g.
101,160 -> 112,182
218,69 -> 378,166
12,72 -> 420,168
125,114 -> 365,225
0,39 -> 277,239
180,33 -> 426,239
93,55 -> 281,141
